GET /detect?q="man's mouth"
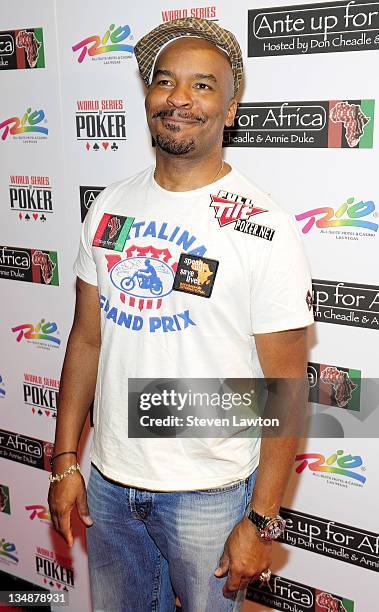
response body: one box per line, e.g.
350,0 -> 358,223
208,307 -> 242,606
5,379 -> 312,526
152,110 -> 206,126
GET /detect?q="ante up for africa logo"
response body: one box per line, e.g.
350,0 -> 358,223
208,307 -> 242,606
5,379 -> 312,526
0,108 -> 48,140
72,24 -> 134,63
0,27 -> 45,70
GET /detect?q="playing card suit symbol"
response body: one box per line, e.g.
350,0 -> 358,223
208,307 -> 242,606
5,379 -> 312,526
86,142 -> 90,151
102,142 -> 109,150
93,143 -> 99,151
38,409 -> 43,415
25,213 -> 30,220
19,212 -> 22,220
33,213 -> 38,220
32,407 -> 35,413
111,142 -> 118,151
56,583 -> 62,589
41,214 -> 46,222
52,413 -> 57,418
45,410 -> 50,417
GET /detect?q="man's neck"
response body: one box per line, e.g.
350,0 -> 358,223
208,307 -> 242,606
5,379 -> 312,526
153,152 -> 231,192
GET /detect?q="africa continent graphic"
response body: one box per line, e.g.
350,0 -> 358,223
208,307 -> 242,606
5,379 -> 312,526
330,101 -> 370,148
16,30 -> 41,68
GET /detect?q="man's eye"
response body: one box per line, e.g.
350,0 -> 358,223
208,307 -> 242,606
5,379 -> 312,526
195,83 -> 211,90
157,79 -> 173,86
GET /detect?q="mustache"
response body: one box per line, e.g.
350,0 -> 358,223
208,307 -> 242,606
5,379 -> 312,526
152,109 -> 206,123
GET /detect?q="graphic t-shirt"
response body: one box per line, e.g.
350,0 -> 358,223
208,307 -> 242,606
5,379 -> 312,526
74,165 -> 314,490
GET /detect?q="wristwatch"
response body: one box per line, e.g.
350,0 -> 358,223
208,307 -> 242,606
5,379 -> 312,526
247,507 -> 286,541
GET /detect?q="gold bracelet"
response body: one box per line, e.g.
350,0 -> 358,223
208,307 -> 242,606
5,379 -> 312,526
49,463 -> 81,483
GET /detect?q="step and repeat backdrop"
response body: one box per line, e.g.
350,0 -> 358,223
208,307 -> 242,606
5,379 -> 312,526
0,0 -> 378,610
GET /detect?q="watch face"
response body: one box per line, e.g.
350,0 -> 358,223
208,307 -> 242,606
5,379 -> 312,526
262,518 -> 286,540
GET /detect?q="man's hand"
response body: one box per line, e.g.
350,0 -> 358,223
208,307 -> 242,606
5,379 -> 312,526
48,468 -> 93,548
214,517 -> 271,597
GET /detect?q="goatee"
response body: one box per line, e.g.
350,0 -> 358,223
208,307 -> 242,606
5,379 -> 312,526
155,134 -> 196,155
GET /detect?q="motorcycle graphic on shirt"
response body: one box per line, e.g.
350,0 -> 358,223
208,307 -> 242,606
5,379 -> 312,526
110,254 -> 174,300
122,259 -> 163,295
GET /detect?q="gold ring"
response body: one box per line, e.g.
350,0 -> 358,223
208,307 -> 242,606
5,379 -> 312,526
259,569 -> 272,582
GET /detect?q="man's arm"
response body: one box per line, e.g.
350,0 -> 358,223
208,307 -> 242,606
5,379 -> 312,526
48,277 -> 101,547
214,326 -> 310,596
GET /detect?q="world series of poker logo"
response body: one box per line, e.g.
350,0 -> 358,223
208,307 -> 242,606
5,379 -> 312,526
279,508 -> 379,573
246,572 -> 354,612
9,174 -> 53,223
22,372 -> 60,419
161,5 -> 218,22
75,99 -> 126,152
248,1 -> 379,57
223,100 -> 374,148
0,27 -> 45,70
35,546 -> 74,592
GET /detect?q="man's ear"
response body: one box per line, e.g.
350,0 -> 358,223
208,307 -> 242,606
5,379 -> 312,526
225,99 -> 237,127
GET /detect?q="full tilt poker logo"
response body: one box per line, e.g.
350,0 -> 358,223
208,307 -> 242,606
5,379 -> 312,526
209,190 -> 273,239
0,28 -> 45,70
75,99 -> 126,152
246,572 -> 354,611
223,99 -> 374,148
9,174 -> 53,222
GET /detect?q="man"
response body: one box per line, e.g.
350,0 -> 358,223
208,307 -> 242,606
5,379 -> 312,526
48,18 -> 313,612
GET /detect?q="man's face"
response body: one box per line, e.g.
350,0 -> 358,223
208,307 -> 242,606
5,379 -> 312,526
145,37 -> 237,156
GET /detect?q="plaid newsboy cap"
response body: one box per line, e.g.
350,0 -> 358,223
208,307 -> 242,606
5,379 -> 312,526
135,18 -> 243,96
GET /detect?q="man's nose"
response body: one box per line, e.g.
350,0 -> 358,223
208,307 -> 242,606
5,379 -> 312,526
166,83 -> 193,108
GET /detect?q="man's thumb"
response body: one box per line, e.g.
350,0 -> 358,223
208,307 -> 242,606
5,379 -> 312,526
76,488 -> 93,526
214,553 -> 229,577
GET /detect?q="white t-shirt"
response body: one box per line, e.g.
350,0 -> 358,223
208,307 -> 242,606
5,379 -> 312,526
74,164 -> 313,490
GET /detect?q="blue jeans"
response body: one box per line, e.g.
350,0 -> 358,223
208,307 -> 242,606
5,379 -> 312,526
86,464 -> 257,612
